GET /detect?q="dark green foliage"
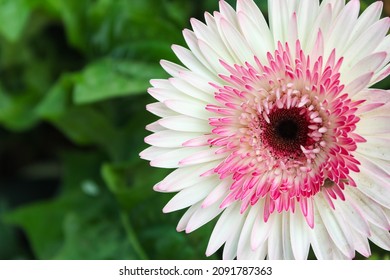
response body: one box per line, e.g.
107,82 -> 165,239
0,0 -> 220,260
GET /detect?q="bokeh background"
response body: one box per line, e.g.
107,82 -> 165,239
0,0 -> 389,260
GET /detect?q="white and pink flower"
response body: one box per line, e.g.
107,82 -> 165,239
140,0 -> 390,259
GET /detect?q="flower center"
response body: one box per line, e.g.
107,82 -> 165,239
276,119 -> 298,140
263,108 -> 309,158
206,41 -> 363,226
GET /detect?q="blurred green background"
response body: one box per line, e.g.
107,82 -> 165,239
0,0 -> 388,260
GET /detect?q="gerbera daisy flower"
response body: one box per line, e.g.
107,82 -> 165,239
140,0 -> 390,259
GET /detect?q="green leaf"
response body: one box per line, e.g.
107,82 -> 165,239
5,190 -> 140,259
88,0 -> 185,53
60,151 -> 105,192
3,150 -> 140,259
43,0 -> 88,51
161,0 -> 193,28
0,87 -> 39,131
128,195 -> 219,260
36,73 -> 125,158
111,40 -> 176,63
35,74 -> 76,119
0,0 -> 31,42
0,200 -> 30,259
102,161 -> 169,211
53,107 -> 119,159
54,211 -> 137,259
140,224 -> 218,260
73,59 -> 166,104
2,151 -> 103,259
4,192 -> 78,259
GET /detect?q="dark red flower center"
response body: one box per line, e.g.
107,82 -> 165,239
262,108 -> 310,159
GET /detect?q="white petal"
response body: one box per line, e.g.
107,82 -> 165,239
163,176 -> 220,213
368,223 -> 390,251
179,147 -> 226,166
204,12 -> 219,34
160,60 -> 188,77
374,34 -> 390,56
169,76 -> 216,104
370,63 -> 390,86
356,137 -> 390,161
237,205 -> 268,260
237,205 -> 258,258
241,244 -> 268,260
290,210 -> 310,260
351,157 -> 390,209
223,216 -> 245,260
159,115 -> 210,133
146,102 -> 177,118
324,0 -> 360,57
297,0 -> 319,50
383,207 -> 390,225
190,17 -> 231,61
154,164 -> 211,191
320,0 -> 345,19
158,167 -> 218,194
285,0 -> 299,14
236,0 -> 273,60
237,0 -> 266,26
182,134 -> 211,147
346,188 -> 390,230
182,29 -> 215,75
268,0 -> 290,46
202,179 -> 231,208
267,214 -> 283,260
343,18 -> 390,64
309,31 -> 324,63
358,91 -> 390,117
236,11 -> 271,63
200,14 -> 236,64
331,249 -> 350,259
145,120 -> 165,132
357,115 -> 390,135
356,153 -> 389,182
281,213 -> 294,259
309,208 -> 339,259
351,230 -> 371,258
172,44 -> 214,79
198,39 -> 232,74
139,146 -> 173,161
218,16 -> 254,64
286,12 -> 298,49
251,200 -> 274,250
219,0 -> 238,28
179,70 -> 217,94
361,156 -> 390,175
333,198 -> 370,236
206,203 -> 241,256
177,203 -> 201,232
307,2 -> 332,50
145,130 -> 203,148
373,34 -> 390,72
150,79 -> 172,89
354,89 -> 390,104
348,1 -> 383,44
340,52 -> 387,85
315,193 -> 355,258
150,146 -> 208,168
343,72 -> 374,97
164,99 -> 211,120
186,198 -> 224,233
